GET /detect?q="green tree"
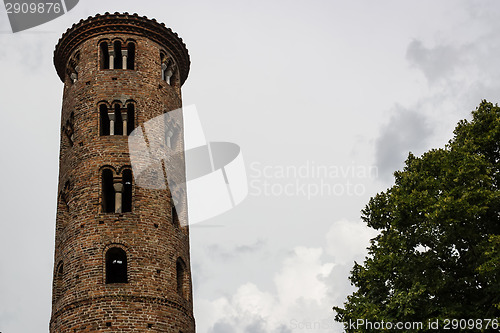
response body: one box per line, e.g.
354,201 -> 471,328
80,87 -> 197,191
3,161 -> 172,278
334,101 -> 500,332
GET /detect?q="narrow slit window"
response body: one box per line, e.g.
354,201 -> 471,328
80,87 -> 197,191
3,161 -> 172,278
102,169 -> 115,213
106,247 -> 128,284
55,261 -> 64,300
100,42 -> 109,69
160,53 -> 167,80
160,53 -> 175,85
126,104 -> 135,135
59,192 -> 69,213
64,112 -> 75,146
113,41 -> 123,70
176,258 -> 186,298
122,169 -> 132,213
170,69 -> 177,86
127,43 -> 135,70
100,104 -> 110,136
114,104 -> 123,135
60,180 -> 71,213
172,205 -> 179,226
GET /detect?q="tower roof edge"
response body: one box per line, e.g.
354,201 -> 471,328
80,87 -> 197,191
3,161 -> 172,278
53,13 -> 190,84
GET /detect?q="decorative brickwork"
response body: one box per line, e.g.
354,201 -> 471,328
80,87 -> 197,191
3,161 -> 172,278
50,13 -> 195,333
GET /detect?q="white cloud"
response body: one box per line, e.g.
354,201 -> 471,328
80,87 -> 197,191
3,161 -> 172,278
274,247 -> 334,307
196,220 -> 377,333
325,219 -> 377,266
196,246 -> 338,333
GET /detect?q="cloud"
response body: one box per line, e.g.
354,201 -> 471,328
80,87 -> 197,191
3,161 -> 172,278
207,239 -> 267,260
209,321 -> 237,333
379,19 -> 500,185
406,39 -> 463,84
374,106 -> 434,182
236,240 -> 267,254
325,219 -> 377,266
196,219 -> 376,333
274,247 -> 334,306
197,246 -> 337,332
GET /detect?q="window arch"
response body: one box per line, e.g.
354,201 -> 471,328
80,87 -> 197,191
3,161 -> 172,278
67,51 -> 80,84
113,103 -> 123,136
105,247 -> 128,284
54,261 -> 64,300
99,102 -> 135,136
101,168 -> 115,213
126,42 -> 135,70
99,103 -> 110,136
122,169 -> 133,213
172,205 -> 179,227
60,180 -> 71,212
160,52 -> 177,86
63,112 -> 75,146
164,118 -> 180,150
176,257 -> 188,299
113,40 -> 123,70
101,167 -> 133,214
99,41 -> 110,69
99,40 -> 135,70
126,102 -> 135,135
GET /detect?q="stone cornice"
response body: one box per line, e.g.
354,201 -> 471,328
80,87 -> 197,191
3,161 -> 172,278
54,12 -> 190,85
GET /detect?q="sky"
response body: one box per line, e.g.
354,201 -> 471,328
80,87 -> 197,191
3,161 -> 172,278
1,1 -> 500,332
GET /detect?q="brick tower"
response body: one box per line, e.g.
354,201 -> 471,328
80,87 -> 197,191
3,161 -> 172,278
51,13 -> 195,332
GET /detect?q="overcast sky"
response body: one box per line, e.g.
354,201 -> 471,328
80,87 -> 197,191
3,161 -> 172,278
2,1 -> 500,332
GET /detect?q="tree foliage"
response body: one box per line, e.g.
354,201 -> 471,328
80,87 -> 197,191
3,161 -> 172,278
334,101 -> 500,332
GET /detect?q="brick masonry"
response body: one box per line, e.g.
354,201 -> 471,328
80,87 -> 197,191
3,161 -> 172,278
50,13 -> 195,333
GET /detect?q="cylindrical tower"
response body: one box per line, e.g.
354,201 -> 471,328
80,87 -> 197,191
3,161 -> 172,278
51,13 -> 194,332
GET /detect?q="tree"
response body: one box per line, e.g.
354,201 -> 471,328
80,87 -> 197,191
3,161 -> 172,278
334,101 -> 500,332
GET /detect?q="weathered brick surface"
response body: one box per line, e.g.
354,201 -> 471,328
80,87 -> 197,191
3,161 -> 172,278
51,13 -> 195,333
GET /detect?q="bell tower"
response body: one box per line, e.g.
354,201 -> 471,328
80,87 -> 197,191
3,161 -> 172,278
51,13 -> 195,332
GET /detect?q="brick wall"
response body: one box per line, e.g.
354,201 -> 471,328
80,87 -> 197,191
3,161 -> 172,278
50,14 -> 195,333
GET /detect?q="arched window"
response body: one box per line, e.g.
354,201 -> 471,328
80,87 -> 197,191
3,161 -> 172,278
122,169 -> 132,213
105,247 -> 128,284
64,112 -> 75,146
67,51 -> 80,83
160,52 -> 167,79
113,104 -> 123,136
59,180 -> 71,213
127,42 -> 135,70
102,169 -> 115,213
165,119 -> 180,149
54,261 -> 64,300
176,257 -> 187,298
99,104 -> 110,136
100,42 -> 109,69
126,103 -> 135,135
58,191 -> 69,214
172,205 -> 179,226
113,41 -> 123,70
160,52 -> 176,86
100,103 -> 135,136
99,40 -> 135,70
101,168 -> 133,214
